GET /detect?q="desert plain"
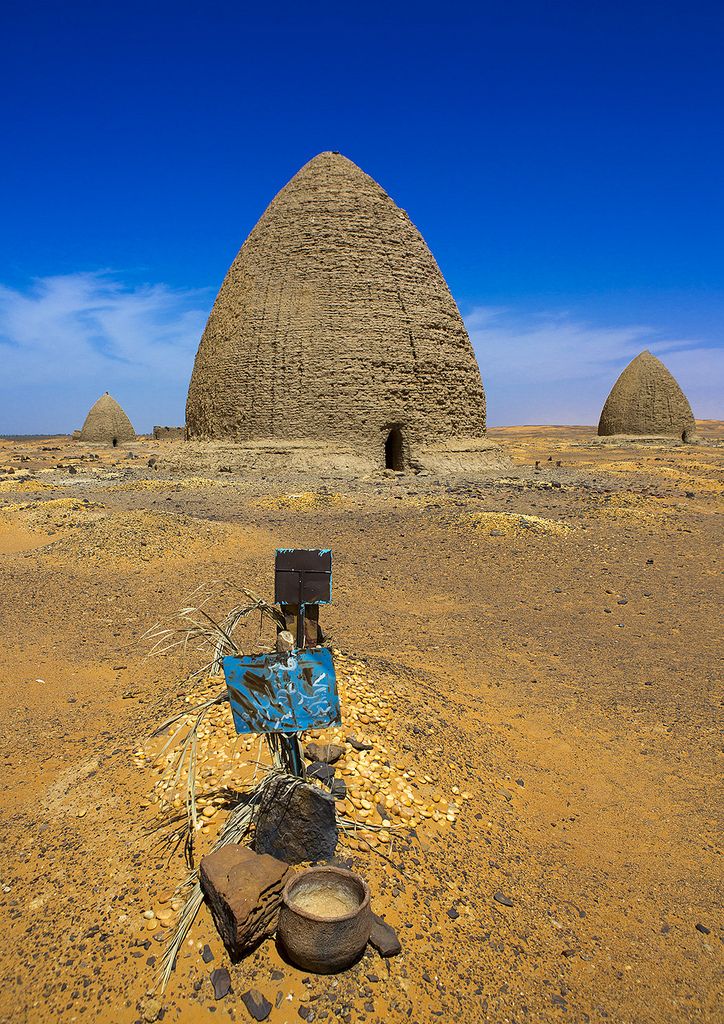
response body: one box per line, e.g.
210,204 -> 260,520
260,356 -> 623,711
0,424 -> 721,1024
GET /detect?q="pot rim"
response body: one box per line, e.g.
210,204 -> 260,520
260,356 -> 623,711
282,866 -> 370,924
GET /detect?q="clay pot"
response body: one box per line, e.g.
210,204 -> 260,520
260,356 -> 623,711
277,866 -> 371,973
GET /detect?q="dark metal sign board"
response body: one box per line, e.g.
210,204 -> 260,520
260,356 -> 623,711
223,647 -> 340,734
275,548 -> 332,606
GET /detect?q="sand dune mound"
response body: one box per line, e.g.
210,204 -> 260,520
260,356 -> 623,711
464,510 -> 570,537
47,509 -> 228,564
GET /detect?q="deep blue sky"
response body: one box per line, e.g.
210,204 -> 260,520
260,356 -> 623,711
1,0 -> 722,430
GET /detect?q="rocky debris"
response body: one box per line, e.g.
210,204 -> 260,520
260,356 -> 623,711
493,892 -> 514,907
241,988 -> 272,1020
695,922 -> 711,935
254,778 -> 338,864
200,845 -> 292,958
210,967 -> 232,999
305,741 -> 345,764
369,913 -> 402,957
201,943 -> 214,963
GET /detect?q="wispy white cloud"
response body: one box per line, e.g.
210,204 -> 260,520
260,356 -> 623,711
465,306 -> 724,425
0,274 -> 720,433
0,272 -> 211,433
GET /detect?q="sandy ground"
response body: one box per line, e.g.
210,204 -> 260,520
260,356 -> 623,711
0,425 -> 721,1024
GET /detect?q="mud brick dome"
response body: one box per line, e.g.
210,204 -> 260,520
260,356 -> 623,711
79,392 -> 135,444
598,350 -> 695,440
186,152 -> 487,467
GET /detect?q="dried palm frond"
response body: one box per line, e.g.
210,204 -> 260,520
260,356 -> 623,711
143,579 -> 286,678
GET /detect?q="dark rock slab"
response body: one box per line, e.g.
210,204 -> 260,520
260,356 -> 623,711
241,989 -> 272,1020
210,967 -> 232,999
307,761 -> 336,786
200,844 -> 292,959
330,778 -> 347,801
254,778 -> 338,864
493,892 -> 514,907
347,736 -> 373,751
369,912 -> 402,957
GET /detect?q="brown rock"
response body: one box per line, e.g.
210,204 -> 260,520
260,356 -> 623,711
200,844 -> 293,959
304,741 -> 345,765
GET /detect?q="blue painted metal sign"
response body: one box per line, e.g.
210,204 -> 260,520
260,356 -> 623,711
223,647 -> 341,734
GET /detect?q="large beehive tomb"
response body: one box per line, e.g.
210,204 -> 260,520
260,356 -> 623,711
186,152 -> 497,472
598,350 -> 695,441
79,392 -> 136,445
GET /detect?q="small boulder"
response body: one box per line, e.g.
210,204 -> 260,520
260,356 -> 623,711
369,913 -> 402,957
254,778 -> 338,864
200,845 -> 292,959
304,742 -> 345,765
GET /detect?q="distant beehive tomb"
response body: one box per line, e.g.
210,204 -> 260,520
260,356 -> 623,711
79,392 -> 135,445
186,151 -> 490,470
598,351 -> 695,441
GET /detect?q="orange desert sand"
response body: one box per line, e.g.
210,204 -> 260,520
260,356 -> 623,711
0,423 -> 721,1023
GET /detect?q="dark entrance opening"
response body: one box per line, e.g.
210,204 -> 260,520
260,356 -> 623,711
112,437 -> 118,447
681,429 -> 689,443
385,427 -> 404,471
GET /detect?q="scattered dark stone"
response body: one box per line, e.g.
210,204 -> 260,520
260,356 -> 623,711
219,466 -> 232,473
275,992 -> 284,1008
330,778 -> 347,801
695,922 -> 711,935
562,948 -> 578,957
447,907 -> 460,920
685,491 -> 695,498
493,892 -> 513,907
365,974 -> 379,983
271,969 -> 284,981
241,988 -> 272,1020
347,737 -> 373,752
210,968 -> 231,1000
516,779 -> 524,787
369,913 -> 402,957
661,923 -> 671,934
147,457 -> 157,468
551,995 -> 567,1008
298,1007 -> 313,1021
304,742 -> 345,765
254,778 -> 338,863
489,529 -> 504,537
422,971 -> 432,983
306,762 -> 336,785
201,944 -> 214,963
617,598 -> 628,605
643,591 -> 652,597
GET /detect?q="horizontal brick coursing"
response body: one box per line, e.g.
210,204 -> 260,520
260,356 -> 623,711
598,351 -> 695,438
186,152 -> 486,464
